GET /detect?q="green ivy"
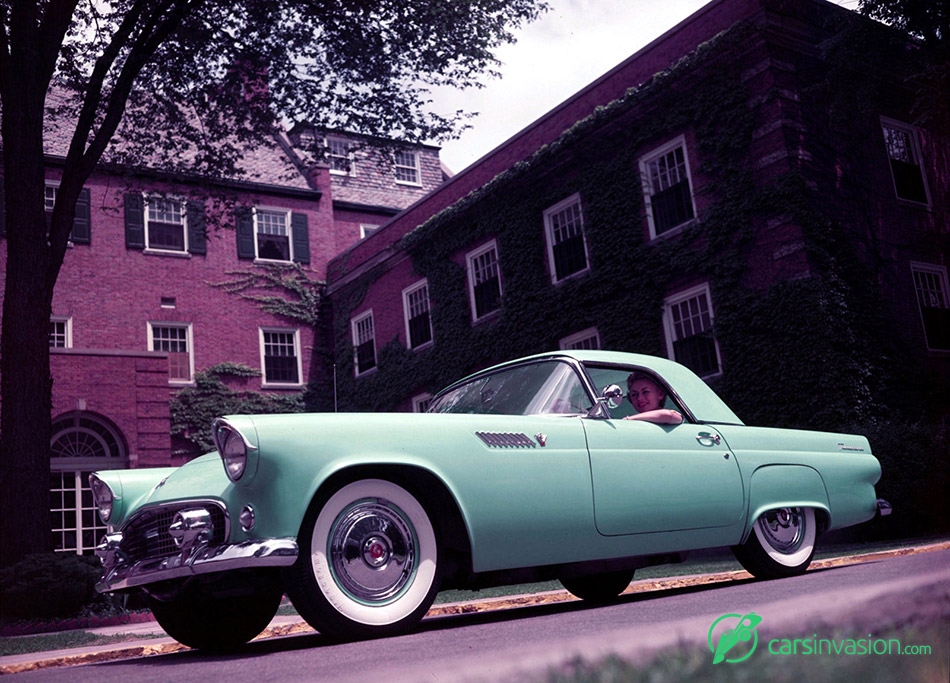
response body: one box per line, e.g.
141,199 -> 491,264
170,364 -> 304,457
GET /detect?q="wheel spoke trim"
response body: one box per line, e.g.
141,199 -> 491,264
328,497 -> 418,605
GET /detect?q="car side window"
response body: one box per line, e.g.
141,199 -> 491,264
583,364 -> 683,420
429,360 -> 589,415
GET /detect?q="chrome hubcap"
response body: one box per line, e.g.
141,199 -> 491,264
330,499 -> 415,603
758,507 -> 806,554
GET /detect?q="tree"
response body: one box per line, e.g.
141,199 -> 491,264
858,0 -> 949,135
0,0 -> 547,567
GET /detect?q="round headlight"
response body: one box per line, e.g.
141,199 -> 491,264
88,474 -> 114,523
221,429 -> 248,481
213,419 -> 256,482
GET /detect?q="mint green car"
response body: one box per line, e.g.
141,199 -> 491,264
91,351 -> 889,649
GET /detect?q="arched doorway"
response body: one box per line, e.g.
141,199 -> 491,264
50,412 -> 129,554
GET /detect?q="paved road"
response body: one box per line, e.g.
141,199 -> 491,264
6,548 -> 949,681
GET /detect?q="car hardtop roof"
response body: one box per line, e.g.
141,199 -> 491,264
439,350 -> 743,425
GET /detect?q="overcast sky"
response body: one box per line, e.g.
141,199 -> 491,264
430,0 -> 860,173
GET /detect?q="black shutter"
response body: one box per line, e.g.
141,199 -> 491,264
291,212 -> 310,264
124,193 -> 145,249
186,201 -> 206,255
70,188 -> 91,244
236,207 -> 255,259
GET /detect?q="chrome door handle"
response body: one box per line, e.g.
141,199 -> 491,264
696,432 -> 721,446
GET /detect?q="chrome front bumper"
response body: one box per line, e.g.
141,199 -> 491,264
95,534 -> 299,592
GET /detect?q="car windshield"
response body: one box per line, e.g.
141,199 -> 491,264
428,360 -> 591,415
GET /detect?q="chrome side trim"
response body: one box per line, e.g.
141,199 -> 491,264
95,537 -> 299,592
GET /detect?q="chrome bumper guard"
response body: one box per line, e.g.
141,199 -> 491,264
95,534 -> 299,593
876,498 -> 892,517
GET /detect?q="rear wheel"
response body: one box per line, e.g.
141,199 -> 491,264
732,507 -> 816,579
148,575 -> 283,651
285,478 -> 440,640
560,570 -> 634,603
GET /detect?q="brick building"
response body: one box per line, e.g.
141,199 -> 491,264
322,0 -> 949,450
0,123 -> 445,553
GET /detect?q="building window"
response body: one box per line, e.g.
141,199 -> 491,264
149,323 -> 193,383
663,284 -> 721,378
544,194 -> 590,283
360,224 -> 380,239
261,329 -> 301,385
560,328 -> 600,350
413,394 -> 433,413
326,136 -> 354,175
403,280 -> 433,350
145,196 -> 187,252
394,150 -> 421,185
911,263 -> 950,351
640,136 -> 696,238
352,312 -> 377,375
50,316 -> 72,348
882,118 -> 930,205
467,241 -> 502,321
50,412 -> 127,555
254,208 -> 292,261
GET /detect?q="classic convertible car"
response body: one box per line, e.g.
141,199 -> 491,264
91,351 -> 889,649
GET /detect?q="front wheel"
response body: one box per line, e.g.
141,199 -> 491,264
148,575 -> 283,651
732,507 -> 816,579
285,478 -> 440,640
560,570 -> 634,603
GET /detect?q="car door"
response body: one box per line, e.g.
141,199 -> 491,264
582,418 -> 744,536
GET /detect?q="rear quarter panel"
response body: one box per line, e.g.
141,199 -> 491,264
715,425 -> 882,537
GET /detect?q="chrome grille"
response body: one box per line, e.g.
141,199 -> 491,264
120,503 -> 227,563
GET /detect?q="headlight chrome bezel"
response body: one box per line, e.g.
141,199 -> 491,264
212,418 -> 258,482
89,474 -> 115,523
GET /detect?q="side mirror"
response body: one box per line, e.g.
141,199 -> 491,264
587,384 -> 624,420
602,384 -> 624,409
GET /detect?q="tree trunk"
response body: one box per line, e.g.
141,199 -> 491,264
0,80 -> 57,568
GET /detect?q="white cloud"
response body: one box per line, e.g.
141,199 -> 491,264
429,0 -> 710,172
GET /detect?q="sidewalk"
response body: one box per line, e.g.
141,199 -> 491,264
3,542 -> 949,675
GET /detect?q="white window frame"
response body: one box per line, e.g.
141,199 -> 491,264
351,310 -> 377,376
559,327 -> 600,351
326,135 -> 355,176
911,262 -> 950,352
881,117 -> 931,206
45,182 -> 59,212
50,316 -> 73,349
360,224 -> 380,239
544,193 -> 590,284
259,328 -> 303,387
639,135 -> 697,240
394,150 -> 421,186
144,195 -> 188,253
253,206 -> 294,262
662,283 -> 722,378
148,322 -> 195,384
403,280 -> 433,351
412,393 -> 433,413
466,240 -> 503,323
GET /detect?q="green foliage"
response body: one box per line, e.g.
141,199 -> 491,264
210,263 -> 325,327
0,553 -> 116,621
171,364 -> 304,457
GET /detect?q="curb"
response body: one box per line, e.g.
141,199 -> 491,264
3,541 -> 948,675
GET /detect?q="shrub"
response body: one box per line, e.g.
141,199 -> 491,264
0,553 -> 103,621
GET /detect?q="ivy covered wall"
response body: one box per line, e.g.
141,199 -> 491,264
315,17 -> 947,530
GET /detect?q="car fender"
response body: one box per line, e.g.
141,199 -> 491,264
741,465 -> 831,543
